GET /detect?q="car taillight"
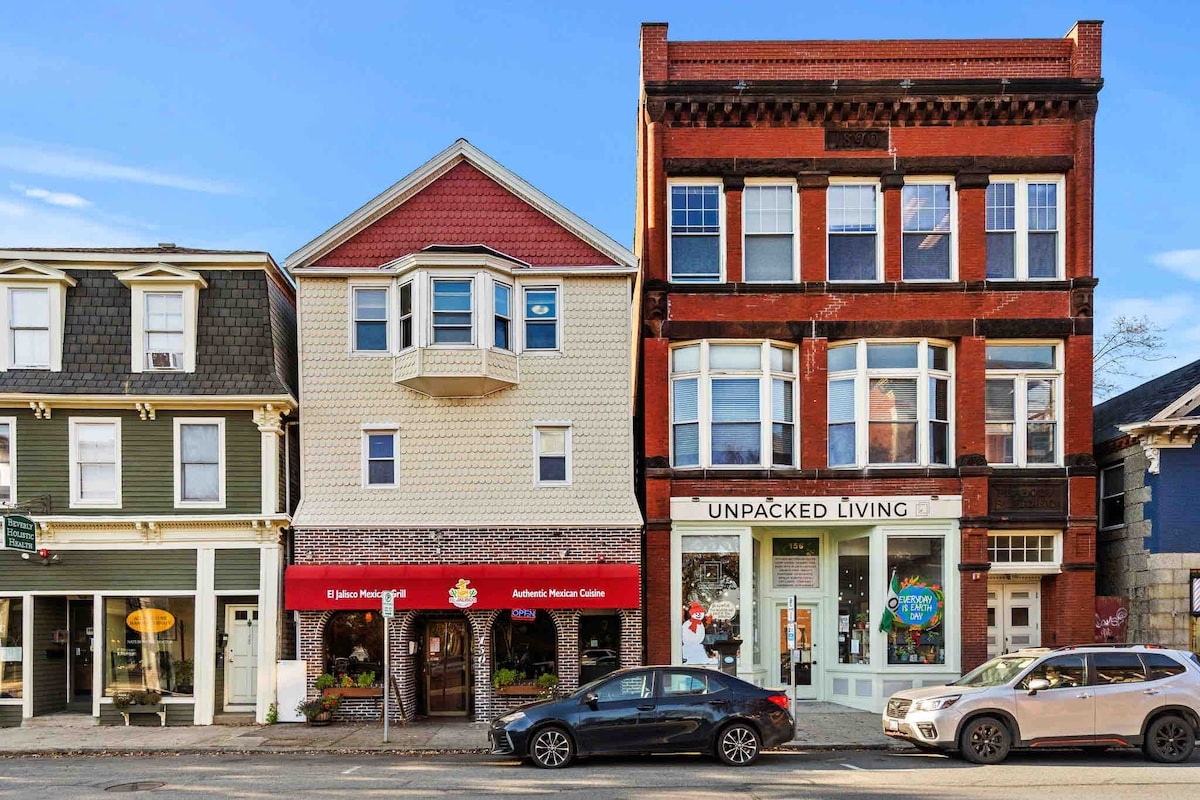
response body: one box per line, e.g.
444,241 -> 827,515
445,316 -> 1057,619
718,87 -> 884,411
767,694 -> 790,710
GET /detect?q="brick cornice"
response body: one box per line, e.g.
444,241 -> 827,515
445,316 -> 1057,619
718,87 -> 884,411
664,155 -> 1074,178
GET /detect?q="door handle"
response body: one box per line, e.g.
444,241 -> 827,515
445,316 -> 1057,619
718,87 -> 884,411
1143,689 -> 1161,696
1075,693 -> 1090,699
709,699 -> 729,707
636,704 -> 655,711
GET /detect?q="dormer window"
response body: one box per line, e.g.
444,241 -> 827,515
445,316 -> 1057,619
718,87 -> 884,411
144,292 -> 185,370
0,259 -> 76,372
10,288 -> 50,368
117,263 -> 206,374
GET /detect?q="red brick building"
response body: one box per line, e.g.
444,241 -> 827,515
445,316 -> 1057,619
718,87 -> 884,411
636,21 -> 1102,710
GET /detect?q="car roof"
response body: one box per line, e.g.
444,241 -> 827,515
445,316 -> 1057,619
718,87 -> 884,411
1003,644 -> 1192,658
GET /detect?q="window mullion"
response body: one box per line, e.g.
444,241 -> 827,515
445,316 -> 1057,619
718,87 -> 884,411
1015,179 -> 1030,280
699,348 -> 712,468
856,366 -> 868,468
760,344 -> 770,467
1014,375 -> 1028,466
916,362 -> 929,466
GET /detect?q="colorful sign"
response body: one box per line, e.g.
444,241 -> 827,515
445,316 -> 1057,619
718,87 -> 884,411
1193,578 -> 1200,618
881,573 -> 943,631
448,579 -> 478,609
126,608 -> 176,634
3,515 -> 35,554
511,608 -> 536,621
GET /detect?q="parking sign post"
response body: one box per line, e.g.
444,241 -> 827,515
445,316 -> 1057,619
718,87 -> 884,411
381,590 -> 396,743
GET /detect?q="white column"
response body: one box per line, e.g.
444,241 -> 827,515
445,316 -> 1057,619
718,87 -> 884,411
252,404 -> 287,515
91,594 -> 103,719
256,542 -> 282,724
21,594 -> 33,720
194,547 -> 217,725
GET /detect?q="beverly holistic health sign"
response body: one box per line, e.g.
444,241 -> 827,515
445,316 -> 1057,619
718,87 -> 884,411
671,496 -> 963,522
3,515 -> 35,554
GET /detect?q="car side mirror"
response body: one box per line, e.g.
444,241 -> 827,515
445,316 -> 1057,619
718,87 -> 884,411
1027,678 -> 1050,696
584,691 -> 598,708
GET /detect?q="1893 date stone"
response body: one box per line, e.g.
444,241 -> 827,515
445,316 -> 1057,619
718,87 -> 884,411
825,128 -> 889,151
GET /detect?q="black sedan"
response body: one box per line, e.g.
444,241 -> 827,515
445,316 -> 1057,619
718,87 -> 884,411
489,666 -> 794,768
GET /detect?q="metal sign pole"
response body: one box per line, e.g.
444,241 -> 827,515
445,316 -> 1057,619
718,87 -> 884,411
789,595 -> 798,727
381,589 -> 395,744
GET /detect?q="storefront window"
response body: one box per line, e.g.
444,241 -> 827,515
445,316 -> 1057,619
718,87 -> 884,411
837,538 -> 871,665
680,535 -> 740,665
493,610 -> 557,679
0,598 -> 22,699
883,538 -> 945,665
325,611 -> 384,677
579,613 -> 620,684
105,597 -> 195,696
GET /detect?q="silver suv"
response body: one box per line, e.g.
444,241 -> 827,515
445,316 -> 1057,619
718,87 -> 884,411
883,645 -> 1200,764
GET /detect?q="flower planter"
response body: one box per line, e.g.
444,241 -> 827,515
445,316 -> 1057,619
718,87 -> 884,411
322,687 -> 383,699
117,704 -> 166,727
307,710 -> 334,726
495,684 -> 545,697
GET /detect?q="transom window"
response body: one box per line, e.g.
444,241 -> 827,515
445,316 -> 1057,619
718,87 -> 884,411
352,288 -> 388,352
9,287 -> 50,368
827,340 -> 952,468
1100,463 -> 1125,528
988,534 -> 1056,565
144,292 -> 184,369
743,184 -> 795,282
985,343 -> 1061,466
493,283 -> 512,350
431,279 -> 473,344
670,183 -> 722,282
523,287 -> 559,351
176,419 -> 223,506
70,419 -> 120,507
827,183 -> 880,281
986,177 -> 1065,280
670,341 -> 797,468
901,182 -> 954,280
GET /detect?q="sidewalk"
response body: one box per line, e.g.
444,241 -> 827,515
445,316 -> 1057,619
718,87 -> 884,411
0,704 -> 899,756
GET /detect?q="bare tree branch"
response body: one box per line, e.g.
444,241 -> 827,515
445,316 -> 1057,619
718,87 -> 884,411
1093,314 -> 1172,399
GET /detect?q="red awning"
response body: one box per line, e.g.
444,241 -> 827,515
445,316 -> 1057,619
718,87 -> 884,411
284,563 -> 641,611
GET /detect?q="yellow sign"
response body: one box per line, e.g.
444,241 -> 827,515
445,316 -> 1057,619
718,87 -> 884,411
126,608 -> 176,634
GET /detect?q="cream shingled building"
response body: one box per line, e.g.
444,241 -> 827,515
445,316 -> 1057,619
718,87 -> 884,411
283,140 -> 643,722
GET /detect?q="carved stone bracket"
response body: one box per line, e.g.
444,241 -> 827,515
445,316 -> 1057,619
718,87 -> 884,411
1070,286 -> 1093,318
253,403 -> 290,435
37,521 -> 55,542
134,402 -> 156,420
29,401 -> 51,419
135,521 -> 161,542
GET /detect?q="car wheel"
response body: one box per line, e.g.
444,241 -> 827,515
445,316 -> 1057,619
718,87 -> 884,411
528,726 -> 574,769
959,716 -> 1012,765
1143,715 -> 1196,764
716,722 -> 762,766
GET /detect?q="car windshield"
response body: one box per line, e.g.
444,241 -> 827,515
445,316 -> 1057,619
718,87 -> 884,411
953,656 -> 1039,687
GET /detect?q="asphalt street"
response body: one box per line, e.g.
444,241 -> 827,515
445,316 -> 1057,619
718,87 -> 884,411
2,749 -> 1200,799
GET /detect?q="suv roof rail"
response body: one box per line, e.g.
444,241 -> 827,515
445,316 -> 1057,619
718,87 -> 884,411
1054,643 -> 1170,650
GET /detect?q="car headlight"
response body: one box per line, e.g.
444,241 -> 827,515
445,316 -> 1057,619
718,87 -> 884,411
496,711 -> 526,726
912,695 -> 960,712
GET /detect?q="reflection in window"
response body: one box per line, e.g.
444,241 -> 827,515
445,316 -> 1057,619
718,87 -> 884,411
0,421 -> 11,503
680,535 -> 740,666
670,185 -> 722,282
744,185 -> 795,282
902,183 -> 953,280
837,538 -> 871,665
523,287 -> 559,350
325,611 -> 383,677
828,184 -> 879,281
579,613 -> 621,684
985,344 -> 1060,466
105,597 -> 195,696
493,610 -> 557,679
884,538 -> 945,665
0,598 -> 22,699
1020,654 -> 1085,689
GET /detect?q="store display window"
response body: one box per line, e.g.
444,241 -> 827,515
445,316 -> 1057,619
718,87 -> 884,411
680,535 -> 740,666
0,598 -> 22,699
105,597 -> 195,696
883,537 -> 945,665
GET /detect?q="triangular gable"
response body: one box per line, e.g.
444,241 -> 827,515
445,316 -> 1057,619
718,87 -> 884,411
115,263 -> 208,288
0,259 -> 78,286
287,139 -> 634,270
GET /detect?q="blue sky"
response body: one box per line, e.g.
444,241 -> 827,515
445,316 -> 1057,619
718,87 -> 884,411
2,1 -> 1197,392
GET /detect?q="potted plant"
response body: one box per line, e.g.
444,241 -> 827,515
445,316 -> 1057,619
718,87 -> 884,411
315,673 -> 337,691
535,673 -> 560,697
321,671 -> 382,699
854,613 -> 870,631
172,659 -> 194,695
112,690 -> 165,726
493,669 -> 541,696
297,693 -> 341,726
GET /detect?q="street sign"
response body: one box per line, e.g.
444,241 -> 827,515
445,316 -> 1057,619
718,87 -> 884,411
381,590 -> 396,618
787,595 -> 796,623
786,621 -> 796,650
3,515 -> 35,554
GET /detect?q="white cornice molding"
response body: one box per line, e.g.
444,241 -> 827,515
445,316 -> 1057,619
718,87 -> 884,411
0,260 -> 79,287
285,139 -> 636,270
31,514 -> 291,546
116,262 -> 209,288
1152,381 -> 1200,422
0,393 -> 297,412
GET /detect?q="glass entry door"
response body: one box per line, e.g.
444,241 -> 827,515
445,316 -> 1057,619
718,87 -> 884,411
777,604 -> 818,700
67,599 -> 94,705
424,619 -> 470,716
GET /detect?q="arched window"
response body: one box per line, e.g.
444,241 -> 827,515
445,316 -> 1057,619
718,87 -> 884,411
492,611 -> 557,679
324,611 -> 383,678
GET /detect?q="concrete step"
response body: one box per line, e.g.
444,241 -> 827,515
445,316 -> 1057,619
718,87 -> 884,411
213,713 -> 256,726
22,712 -> 98,728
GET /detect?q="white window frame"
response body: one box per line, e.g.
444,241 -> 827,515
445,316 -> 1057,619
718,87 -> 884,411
668,179 -> 725,283
742,180 -> 799,283
361,425 -> 399,489
396,280 -> 414,351
349,283 -> 391,356
826,339 -> 955,469
521,283 -> 562,354
68,417 -> 122,509
7,287 -> 52,369
429,275 -> 477,348
984,340 -> 1063,468
987,531 -> 1063,574
0,416 -> 15,507
1100,462 -> 1126,530
668,340 -> 798,469
901,177 -> 958,282
493,280 -> 513,352
986,175 -> 1067,281
128,284 -> 199,373
173,417 -> 226,509
141,291 -> 186,371
534,423 -> 572,485
826,178 -> 884,283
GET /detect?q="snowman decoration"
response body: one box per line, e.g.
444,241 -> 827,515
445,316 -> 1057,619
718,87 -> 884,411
681,601 -> 715,664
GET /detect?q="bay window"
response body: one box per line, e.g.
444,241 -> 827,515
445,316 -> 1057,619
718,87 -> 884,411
9,287 -> 50,368
69,418 -> 121,507
827,182 -> 881,281
985,343 -> 1061,466
901,181 -> 954,281
827,340 -> 952,468
670,341 -> 797,468
986,177 -> 1065,280
431,279 -> 473,344
743,184 -> 796,282
398,282 -> 413,350
669,183 -> 722,282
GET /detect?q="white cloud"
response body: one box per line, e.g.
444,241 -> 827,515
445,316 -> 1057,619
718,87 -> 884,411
1152,249 -> 1200,281
0,143 -> 234,194
10,182 -> 91,208
0,198 -> 149,247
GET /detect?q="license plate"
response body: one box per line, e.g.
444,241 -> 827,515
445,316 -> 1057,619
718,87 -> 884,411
888,719 -> 899,731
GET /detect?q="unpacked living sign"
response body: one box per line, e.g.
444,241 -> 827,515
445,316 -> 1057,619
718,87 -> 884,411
671,495 -> 962,522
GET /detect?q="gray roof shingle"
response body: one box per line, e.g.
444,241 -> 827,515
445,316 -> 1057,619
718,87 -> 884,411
1094,358 -> 1200,444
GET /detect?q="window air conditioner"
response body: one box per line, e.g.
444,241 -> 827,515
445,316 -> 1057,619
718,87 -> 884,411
147,351 -> 181,369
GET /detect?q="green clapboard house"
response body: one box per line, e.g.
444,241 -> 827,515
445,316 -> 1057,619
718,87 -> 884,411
0,246 -> 297,726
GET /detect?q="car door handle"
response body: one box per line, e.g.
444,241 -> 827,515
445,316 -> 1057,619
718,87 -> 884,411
1075,693 -> 1091,699
708,699 -> 729,707
1144,689 -> 1161,696
637,705 -> 655,711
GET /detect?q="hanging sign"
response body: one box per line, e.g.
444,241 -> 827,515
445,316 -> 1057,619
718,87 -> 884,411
126,609 -> 176,634
3,515 -> 35,554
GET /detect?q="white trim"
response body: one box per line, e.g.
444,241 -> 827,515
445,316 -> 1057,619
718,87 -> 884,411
520,282 -> 563,354
827,178 -> 884,283
534,424 -> 572,486
362,428 -> 399,489
668,178 -> 726,284
429,275 -> 477,347
0,259 -> 79,286
22,594 -> 33,719
741,179 -> 799,284
194,548 -> 216,724
0,393 -> 296,410
1153,381 -> 1200,422
0,416 -> 15,507
285,139 -> 636,269
1,282 -> 67,372
115,263 -> 209,288
130,286 -> 198,373
348,282 -> 391,356
984,340 -> 1063,467
986,531 -> 1063,575
1,251 -> 275,267
68,417 -> 122,509
900,176 -> 958,282
492,279 -> 514,352
290,264 -> 637,278
173,417 -> 227,509
984,175 -> 1067,281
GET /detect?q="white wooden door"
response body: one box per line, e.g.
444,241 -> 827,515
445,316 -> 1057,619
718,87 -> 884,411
987,583 -> 1040,658
225,605 -> 258,708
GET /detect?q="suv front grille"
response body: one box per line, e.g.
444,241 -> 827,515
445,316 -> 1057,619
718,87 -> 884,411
887,698 -> 912,719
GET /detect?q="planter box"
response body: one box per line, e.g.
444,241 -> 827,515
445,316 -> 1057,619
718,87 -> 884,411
495,684 -> 546,697
322,687 -> 383,699
117,704 -> 166,727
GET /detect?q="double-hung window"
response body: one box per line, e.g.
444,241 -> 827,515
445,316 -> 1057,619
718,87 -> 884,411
669,341 -> 797,468
363,429 -> 398,487
987,177 -> 1065,279
352,288 -> 388,352
985,343 -> 1061,466
743,184 -> 796,282
827,340 -> 952,468
398,282 -> 414,350
431,279 -> 473,344
144,292 -> 185,369
535,425 -> 571,484
523,287 -> 559,351
669,183 -> 722,282
493,283 -> 512,350
9,288 -> 50,368
1100,462 -> 1125,528
69,419 -> 120,507
0,418 -> 13,504
901,181 -> 954,280
175,419 -> 224,507
827,182 -> 881,281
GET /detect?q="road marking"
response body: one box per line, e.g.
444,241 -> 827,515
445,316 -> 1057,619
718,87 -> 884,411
841,763 -> 867,771
341,766 -> 362,775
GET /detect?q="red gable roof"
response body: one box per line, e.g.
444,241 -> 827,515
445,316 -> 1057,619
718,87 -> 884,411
316,161 -> 618,268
